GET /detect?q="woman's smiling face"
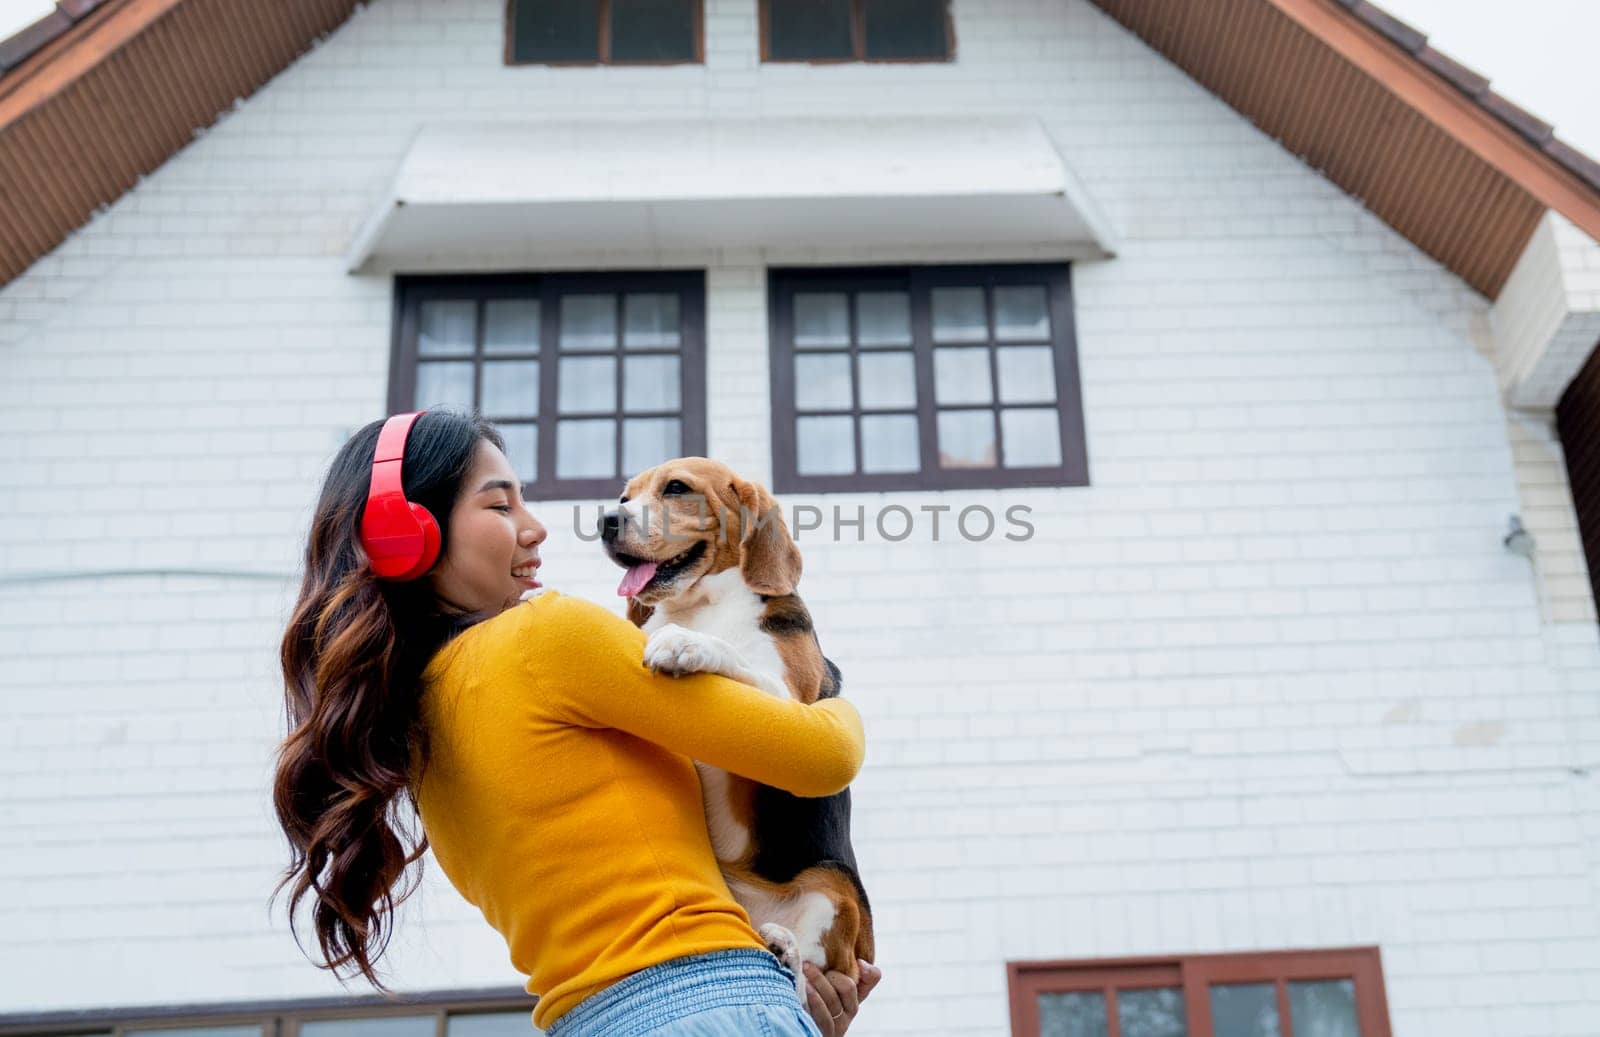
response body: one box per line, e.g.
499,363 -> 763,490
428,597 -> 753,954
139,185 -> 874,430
428,438 -> 547,614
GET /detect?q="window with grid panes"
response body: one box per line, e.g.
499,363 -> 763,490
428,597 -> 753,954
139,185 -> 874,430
768,264 -> 1088,493
391,273 -> 706,500
506,0 -> 702,65
760,0 -> 951,61
1008,947 -> 1392,1037
0,988 -> 540,1037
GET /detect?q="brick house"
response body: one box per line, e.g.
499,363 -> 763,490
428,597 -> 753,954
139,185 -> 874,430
3,1 -> 1600,1035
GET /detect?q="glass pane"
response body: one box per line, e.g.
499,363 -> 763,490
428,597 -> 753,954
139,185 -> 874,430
795,353 -> 853,411
856,291 -> 911,347
996,345 -> 1056,403
1038,990 -> 1108,1037
610,0 -> 696,62
1001,407 -> 1062,467
862,0 -> 948,59
934,347 -> 992,404
936,409 -> 996,468
624,355 -> 680,411
860,414 -> 919,473
1119,987 -> 1188,1037
482,360 -> 540,417
1210,983 -> 1282,1037
498,423 -> 538,483
448,1011 -> 544,1037
1288,979 -> 1360,1037
767,0 -> 853,60
857,351 -> 916,409
623,417 -> 681,473
793,292 -> 850,348
131,1028 -> 263,1037
931,286 -> 987,342
623,292 -> 681,347
796,415 -> 854,475
510,0 -> 600,62
559,356 -> 617,413
415,361 -> 475,410
300,1019 -> 436,1037
560,294 -> 617,351
557,419 -> 616,479
484,300 -> 540,354
419,300 -> 475,356
994,284 -> 1051,340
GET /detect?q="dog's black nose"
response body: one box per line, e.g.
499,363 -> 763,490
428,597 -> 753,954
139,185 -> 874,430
600,509 -> 622,542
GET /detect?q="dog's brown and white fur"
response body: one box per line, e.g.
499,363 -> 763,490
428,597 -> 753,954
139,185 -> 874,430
600,458 -> 874,996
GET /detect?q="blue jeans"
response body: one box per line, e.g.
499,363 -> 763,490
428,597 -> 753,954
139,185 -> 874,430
544,948 -> 823,1037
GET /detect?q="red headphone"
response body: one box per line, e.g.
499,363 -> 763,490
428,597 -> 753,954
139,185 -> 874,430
360,411 -> 441,581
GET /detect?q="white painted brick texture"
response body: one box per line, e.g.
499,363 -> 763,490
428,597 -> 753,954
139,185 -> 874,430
3,1 -> 1600,1035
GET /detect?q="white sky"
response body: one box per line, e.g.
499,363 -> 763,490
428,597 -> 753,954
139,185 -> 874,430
0,0 -> 1593,158
1378,0 -> 1598,158
0,0 -> 50,42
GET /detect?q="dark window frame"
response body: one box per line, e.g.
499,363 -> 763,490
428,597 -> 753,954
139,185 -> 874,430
390,270 -> 708,501
768,263 -> 1089,494
1008,947 -> 1393,1037
758,0 -> 955,64
504,0 -> 706,66
0,986 -> 534,1037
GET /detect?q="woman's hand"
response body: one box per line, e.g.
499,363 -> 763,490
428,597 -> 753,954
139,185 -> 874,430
803,960 -> 882,1037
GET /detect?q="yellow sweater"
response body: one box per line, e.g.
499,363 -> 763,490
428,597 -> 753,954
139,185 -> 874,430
413,589 -> 865,1029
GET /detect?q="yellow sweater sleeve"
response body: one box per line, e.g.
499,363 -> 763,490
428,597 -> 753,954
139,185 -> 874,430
520,592 -> 864,797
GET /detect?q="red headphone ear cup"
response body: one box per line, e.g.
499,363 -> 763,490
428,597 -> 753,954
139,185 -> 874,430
361,496 -> 423,580
397,502 -> 441,581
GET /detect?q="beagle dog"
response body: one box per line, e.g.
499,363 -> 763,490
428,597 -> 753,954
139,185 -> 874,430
599,457 -> 874,995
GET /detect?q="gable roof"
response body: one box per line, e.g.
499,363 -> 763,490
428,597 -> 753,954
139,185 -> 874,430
0,0 -> 1598,297
0,0 -> 360,288
1088,0 -> 1600,296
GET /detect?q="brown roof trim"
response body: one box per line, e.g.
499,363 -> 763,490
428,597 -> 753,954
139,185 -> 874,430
0,0 -> 361,288
0,2 -> 120,86
0,0 -> 182,120
1343,1 -> 1423,52
1273,0 -> 1600,243
1331,0 -> 1598,195
1089,0 -> 1600,295
0,10 -> 68,73
1412,45 -> 1486,98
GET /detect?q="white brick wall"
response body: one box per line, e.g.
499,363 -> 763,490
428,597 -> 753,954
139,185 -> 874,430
1485,212 -> 1600,626
4,0 -> 1600,1034
1491,211 -> 1600,411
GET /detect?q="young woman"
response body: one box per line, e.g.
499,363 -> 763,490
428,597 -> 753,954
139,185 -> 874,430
273,409 -> 879,1037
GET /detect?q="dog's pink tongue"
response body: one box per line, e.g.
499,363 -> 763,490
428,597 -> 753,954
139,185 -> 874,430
617,561 -> 659,598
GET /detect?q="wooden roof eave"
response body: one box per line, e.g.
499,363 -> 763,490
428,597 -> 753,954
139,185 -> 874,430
1267,0 -> 1600,248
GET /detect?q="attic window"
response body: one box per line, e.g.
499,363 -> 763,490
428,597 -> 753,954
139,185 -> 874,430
506,0 -> 702,65
761,0 -> 952,62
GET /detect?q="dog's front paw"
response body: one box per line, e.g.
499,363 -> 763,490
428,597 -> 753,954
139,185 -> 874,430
759,923 -> 806,998
643,624 -> 716,675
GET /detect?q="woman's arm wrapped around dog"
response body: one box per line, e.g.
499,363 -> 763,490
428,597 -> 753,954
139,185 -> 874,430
518,591 -> 864,797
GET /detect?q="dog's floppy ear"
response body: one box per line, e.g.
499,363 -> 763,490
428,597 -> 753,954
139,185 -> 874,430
731,478 -> 801,596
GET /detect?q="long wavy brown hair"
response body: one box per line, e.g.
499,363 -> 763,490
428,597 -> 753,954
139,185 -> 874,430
272,408 -> 504,988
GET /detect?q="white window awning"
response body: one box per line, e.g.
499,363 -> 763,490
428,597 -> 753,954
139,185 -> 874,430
346,116 -> 1118,272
